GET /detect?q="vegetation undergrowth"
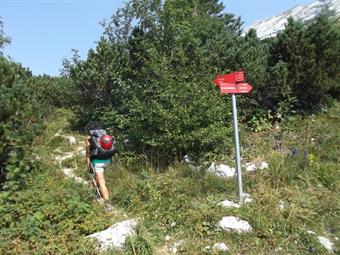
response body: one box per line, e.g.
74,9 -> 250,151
0,103 -> 339,254
0,109 -> 126,254
111,102 -> 339,254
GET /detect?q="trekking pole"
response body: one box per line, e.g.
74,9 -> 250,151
89,164 -> 103,201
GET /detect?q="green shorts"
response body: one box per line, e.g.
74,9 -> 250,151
91,158 -> 112,173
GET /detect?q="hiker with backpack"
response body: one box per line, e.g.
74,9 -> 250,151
85,122 -> 117,211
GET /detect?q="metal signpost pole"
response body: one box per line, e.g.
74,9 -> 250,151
214,71 -> 252,203
231,94 -> 243,202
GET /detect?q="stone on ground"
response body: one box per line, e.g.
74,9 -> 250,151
307,230 -> 335,253
243,161 -> 269,172
54,152 -> 76,163
87,219 -> 138,251
54,132 -> 77,145
244,162 -> 257,172
213,242 -> 229,251
218,216 -> 252,233
207,163 -> 235,178
218,199 -> 240,208
279,200 -> 285,210
317,236 -> 335,253
242,193 -> 253,203
258,161 -> 269,170
172,240 -> 184,254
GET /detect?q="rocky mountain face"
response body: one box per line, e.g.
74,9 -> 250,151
244,0 -> 340,39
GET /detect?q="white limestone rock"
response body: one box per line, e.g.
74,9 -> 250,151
74,176 -> 88,185
87,219 -> 138,251
317,236 -> 335,253
242,193 -> 253,203
54,132 -> 77,145
218,199 -> 241,208
218,216 -> 252,233
62,168 -> 88,185
213,242 -> 229,251
307,231 -> 335,253
54,152 -> 76,163
307,230 -> 317,235
207,163 -> 235,178
67,136 -> 77,145
244,162 -> 257,172
203,245 -> 211,252
279,200 -> 285,210
258,161 -> 269,170
79,149 -> 87,156
172,240 -> 184,254
62,168 -> 75,178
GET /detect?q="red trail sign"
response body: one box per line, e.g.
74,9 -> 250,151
220,82 -> 253,94
213,71 -> 252,94
212,70 -> 253,202
213,71 -> 245,87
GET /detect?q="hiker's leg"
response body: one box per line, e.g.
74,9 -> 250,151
95,172 -> 109,200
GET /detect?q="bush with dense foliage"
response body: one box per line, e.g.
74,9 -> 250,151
0,56 -> 42,189
64,0 -> 246,164
267,15 -> 340,111
0,22 -> 78,189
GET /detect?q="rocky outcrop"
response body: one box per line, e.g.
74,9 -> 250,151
244,0 -> 340,39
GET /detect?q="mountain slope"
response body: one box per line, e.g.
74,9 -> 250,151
1,103 -> 339,254
244,0 -> 340,39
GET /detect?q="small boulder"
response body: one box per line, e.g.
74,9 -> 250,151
213,242 -> 229,251
207,163 -> 235,178
307,230 -> 335,253
242,193 -> 253,203
279,200 -> 285,210
244,162 -> 257,172
218,216 -> 252,233
68,136 -> 77,145
172,240 -> 184,254
218,199 -> 240,208
258,161 -> 269,170
87,219 -> 137,251
317,236 -> 335,253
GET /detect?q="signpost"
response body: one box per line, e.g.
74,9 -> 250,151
213,71 -> 245,86
219,82 -> 253,94
213,71 -> 253,202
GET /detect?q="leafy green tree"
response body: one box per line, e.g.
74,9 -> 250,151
270,16 -> 340,110
306,14 -> 340,101
64,0 -> 245,164
0,29 -> 68,189
32,75 -> 79,108
235,29 -> 271,124
272,18 -> 315,109
0,57 -> 40,189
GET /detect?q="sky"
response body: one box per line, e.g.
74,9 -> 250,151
1,0 -> 315,76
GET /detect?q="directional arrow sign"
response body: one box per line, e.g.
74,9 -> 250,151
235,83 -> 253,93
220,82 -> 253,94
219,83 -> 238,94
214,71 -> 245,87
213,75 -> 225,86
223,71 -> 245,83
